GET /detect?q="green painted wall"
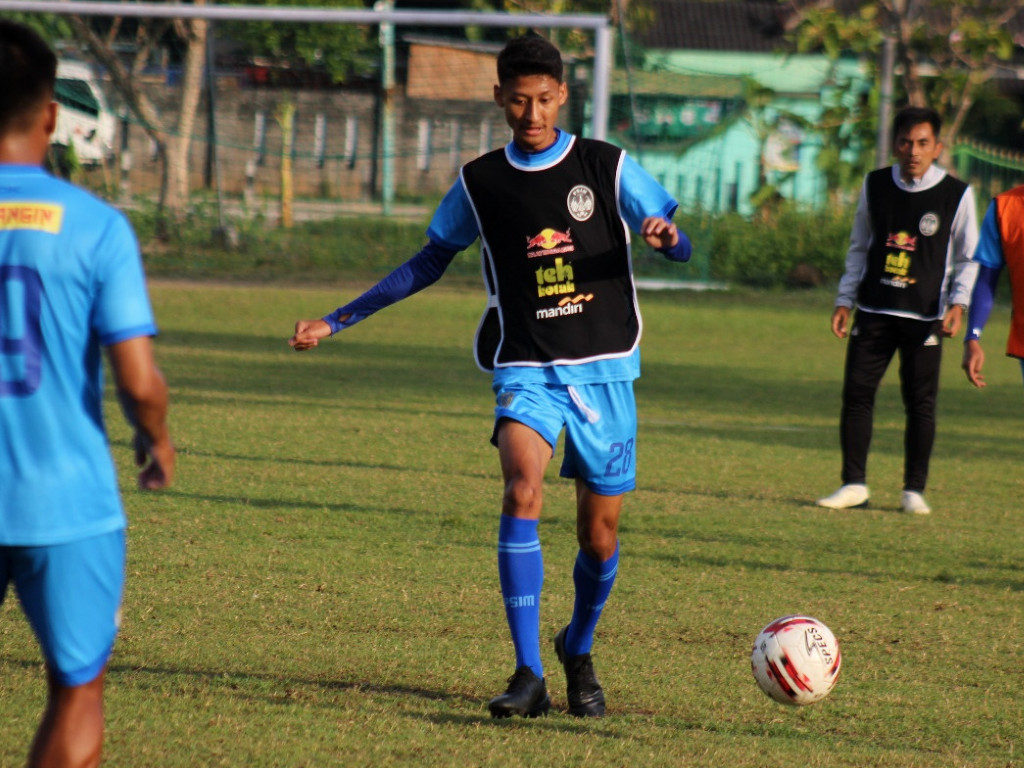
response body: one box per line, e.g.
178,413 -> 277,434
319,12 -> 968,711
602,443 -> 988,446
607,51 -> 868,215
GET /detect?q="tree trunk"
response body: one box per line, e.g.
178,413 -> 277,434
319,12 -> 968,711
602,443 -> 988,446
940,71 -> 985,172
66,6 -> 206,229
895,13 -> 927,108
166,15 -> 208,218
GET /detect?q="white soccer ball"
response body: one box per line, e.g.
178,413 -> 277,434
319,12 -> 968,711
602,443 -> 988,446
750,615 -> 841,706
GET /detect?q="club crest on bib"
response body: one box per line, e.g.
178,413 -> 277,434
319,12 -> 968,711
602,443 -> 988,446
567,185 -> 595,222
918,212 -> 940,237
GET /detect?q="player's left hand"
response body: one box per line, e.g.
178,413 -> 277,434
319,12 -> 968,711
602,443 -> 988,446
136,433 -> 175,490
962,339 -> 986,388
640,216 -> 679,250
941,304 -> 964,337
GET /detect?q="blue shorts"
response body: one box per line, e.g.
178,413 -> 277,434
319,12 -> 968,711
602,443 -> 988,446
1,529 -> 125,686
492,380 -> 638,495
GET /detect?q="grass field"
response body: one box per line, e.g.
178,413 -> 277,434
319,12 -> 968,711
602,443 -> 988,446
2,281 -> 1022,767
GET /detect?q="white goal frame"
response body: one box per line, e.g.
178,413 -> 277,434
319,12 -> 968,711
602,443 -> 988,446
0,0 -> 613,141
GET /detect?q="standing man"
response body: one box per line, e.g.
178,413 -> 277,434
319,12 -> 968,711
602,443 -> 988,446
962,184 -> 1024,389
0,21 -> 174,768
817,106 -> 978,514
290,35 -> 690,718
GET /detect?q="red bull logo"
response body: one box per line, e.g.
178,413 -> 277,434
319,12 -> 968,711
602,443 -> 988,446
885,231 -> 917,251
526,227 -> 575,257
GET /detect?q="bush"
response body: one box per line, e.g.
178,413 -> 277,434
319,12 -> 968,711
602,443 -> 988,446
125,199 -> 483,283
707,203 -> 853,288
123,196 -> 856,289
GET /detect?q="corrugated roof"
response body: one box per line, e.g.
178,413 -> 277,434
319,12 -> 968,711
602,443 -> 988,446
633,1 -> 790,52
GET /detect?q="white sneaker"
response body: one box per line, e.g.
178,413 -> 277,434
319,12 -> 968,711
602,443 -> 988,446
901,490 -> 931,514
816,484 -> 869,509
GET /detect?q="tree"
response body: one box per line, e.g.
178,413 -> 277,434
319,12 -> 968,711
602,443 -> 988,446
468,0 -> 623,50
788,0 -> 1019,165
62,1 -> 208,231
220,0 -> 374,84
6,12 -> 73,42
813,77 -> 878,202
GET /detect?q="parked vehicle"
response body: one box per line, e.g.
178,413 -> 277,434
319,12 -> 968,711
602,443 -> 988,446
51,59 -> 117,168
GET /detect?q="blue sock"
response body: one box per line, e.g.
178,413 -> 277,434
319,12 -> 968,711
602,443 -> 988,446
497,515 -> 544,678
565,544 -> 619,656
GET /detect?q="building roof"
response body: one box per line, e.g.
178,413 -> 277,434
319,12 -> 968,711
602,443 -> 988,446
633,1 -> 792,52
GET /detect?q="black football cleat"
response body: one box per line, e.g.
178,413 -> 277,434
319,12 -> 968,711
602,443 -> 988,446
487,666 -> 551,719
554,625 -> 606,717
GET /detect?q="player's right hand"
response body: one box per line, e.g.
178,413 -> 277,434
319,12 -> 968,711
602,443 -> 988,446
289,319 -> 333,351
830,306 -> 851,339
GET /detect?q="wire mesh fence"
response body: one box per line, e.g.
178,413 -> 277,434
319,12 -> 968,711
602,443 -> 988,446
8,2 -> 1022,287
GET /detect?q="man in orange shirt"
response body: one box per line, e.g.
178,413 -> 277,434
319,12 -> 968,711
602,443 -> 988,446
962,184 -> 1024,388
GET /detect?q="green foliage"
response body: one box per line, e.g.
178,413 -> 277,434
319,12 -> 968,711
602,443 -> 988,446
122,199 -> 855,290
792,5 -> 881,58
471,0 -> 609,16
907,0 -> 1016,65
4,12 -> 74,43
961,81 -> 1024,147
124,199 -> 483,282
708,203 -> 854,287
221,0 -> 376,83
790,0 -> 1019,150
45,140 -> 81,182
814,76 -> 877,196
4,284 -> 1022,767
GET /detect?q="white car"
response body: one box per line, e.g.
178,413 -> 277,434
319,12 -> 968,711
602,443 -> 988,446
52,59 -> 117,167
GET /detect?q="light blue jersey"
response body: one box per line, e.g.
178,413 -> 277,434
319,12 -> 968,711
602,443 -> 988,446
973,200 -> 1004,270
0,165 -> 156,546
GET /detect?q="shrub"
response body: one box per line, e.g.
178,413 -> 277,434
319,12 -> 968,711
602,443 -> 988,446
123,196 -> 856,289
708,203 -> 853,287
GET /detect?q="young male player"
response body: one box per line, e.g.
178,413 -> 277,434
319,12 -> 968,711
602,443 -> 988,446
0,20 -> 175,767
962,184 -> 1024,389
290,35 -> 690,718
817,106 -> 977,514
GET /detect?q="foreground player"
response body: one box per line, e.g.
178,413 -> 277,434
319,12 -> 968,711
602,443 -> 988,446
962,184 -> 1024,389
291,35 -> 690,718
817,106 -> 977,515
0,21 -> 174,768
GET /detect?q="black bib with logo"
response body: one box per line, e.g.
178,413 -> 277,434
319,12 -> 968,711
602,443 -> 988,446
461,137 -> 638,370
858,168 -> 967,317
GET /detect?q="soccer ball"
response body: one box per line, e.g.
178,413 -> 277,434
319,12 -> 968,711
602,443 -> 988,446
750,615 -> 841,706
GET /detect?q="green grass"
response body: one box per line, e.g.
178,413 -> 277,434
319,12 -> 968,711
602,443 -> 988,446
2,282 -> 1022,767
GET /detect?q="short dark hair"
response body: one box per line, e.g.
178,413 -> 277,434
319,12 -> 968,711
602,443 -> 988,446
892,106 -> 941,143
0,20 -> 57,135
496,34 -> 563,85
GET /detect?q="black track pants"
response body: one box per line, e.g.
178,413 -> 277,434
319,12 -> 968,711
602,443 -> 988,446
839,311 -> 943,493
